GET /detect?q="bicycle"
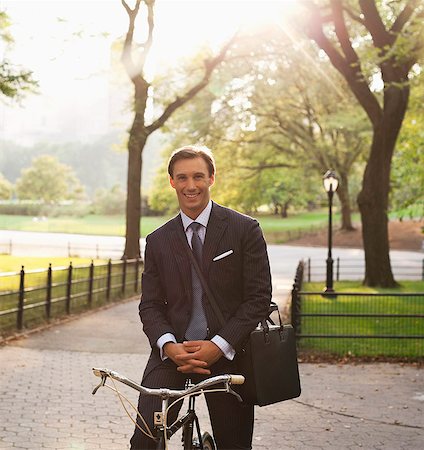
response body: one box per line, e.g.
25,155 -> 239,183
92,367 -> 245,450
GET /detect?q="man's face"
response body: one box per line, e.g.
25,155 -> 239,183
170,157 -> 215,219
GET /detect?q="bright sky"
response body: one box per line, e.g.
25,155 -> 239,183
3,0 -> 300,89
1,0 -> 300,143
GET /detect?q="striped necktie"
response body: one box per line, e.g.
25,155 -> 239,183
185,222 -> 208,340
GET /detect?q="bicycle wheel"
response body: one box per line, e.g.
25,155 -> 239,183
201,432 -> 216,450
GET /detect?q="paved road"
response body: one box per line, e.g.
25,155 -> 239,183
0,232 -> 423,449
1,299 -> 423,449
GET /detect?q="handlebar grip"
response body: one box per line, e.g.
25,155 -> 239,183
229,375 -> 245,385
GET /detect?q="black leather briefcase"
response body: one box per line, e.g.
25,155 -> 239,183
237,318 -> 301,407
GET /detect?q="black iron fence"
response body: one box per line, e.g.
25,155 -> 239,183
0,259 -> 143,336
290,261 -> 424,359
304,257 -> 424,281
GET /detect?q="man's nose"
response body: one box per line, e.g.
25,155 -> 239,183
187,178 -> 196,190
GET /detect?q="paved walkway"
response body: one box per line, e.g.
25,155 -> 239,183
1,299 -> 423,450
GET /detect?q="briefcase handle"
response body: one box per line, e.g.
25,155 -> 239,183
260,301 -> 282,334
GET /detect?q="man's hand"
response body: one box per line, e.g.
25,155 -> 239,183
175,341 -> 223,373
163,342 -> 211,375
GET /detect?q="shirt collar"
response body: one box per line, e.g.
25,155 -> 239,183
181,200 -> 212,231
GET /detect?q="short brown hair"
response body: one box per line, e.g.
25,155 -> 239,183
168,145 -> 216,178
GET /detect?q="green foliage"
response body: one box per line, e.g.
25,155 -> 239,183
0,201 -> 91,217
0,173 -> 12,199
15,155 -> 86,203
92,185 -> 126,215
148,181 -> 178,215
0,10 -> 38,101
391,75 -> 424,218
155,27 -> 368,219
0,133 -> 128,195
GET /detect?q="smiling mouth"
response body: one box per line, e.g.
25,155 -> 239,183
184,193 -> 199,199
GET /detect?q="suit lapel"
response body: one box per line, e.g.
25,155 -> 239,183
203,203 -> 228,275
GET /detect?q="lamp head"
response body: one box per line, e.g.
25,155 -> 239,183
323,170 -> 339,193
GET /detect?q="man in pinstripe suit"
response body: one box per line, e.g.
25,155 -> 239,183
130,145 -> 272,449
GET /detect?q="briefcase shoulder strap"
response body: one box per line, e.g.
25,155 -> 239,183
184,244 -> 226,327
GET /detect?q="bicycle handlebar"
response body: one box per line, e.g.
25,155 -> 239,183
92,368 -> 244,398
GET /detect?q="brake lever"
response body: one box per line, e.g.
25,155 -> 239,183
228,386 -> 243,402
92,374 -> 107,395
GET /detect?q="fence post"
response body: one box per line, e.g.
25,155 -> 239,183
134,258 -> 140,292
68,242 -> 71,258
46,263 -> 52,320
307,258 -> 311,282
17,266 -> 25,330
106,259 -> 112,301
291,261 -> 304,338
66,262 -> 73,315
122,257 -> 127,294
291,282 -> 301,338
336,257 -> 340,281
88,260 -> 94,307
290,283 -> 297,327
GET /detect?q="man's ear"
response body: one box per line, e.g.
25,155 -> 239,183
169,176 -> 176,189
209,173 -> 215,187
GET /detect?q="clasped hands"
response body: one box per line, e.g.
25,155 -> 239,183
164,340 -> 223,375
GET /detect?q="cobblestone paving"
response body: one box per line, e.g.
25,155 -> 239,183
1,301 -> 423,449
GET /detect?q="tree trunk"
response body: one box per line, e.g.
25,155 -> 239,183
123,117 -> 147,259
357,86 -> 409,287
337,172 -> 355,231
281,202 -> 289,218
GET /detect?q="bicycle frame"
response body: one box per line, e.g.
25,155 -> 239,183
156,391 -> 202,449
152,379 -> 204,449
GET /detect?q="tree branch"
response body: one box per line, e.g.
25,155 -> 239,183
236,162 -> 295,172
391,0 -> 421,34
137,0 -> 155,70
343,4 -> 366,26
145,33 -> 238,134
121,0 -> 142,81
331,0 -> 361,63
358,0 -> 391,48
305,1 -> 382,127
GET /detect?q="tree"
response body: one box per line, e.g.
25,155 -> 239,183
304,0 -> 424,286
391,74 -> 424,218
15,155 -> 85,203
0,173 -> 12,199
159,31 -> 369,226
120,0 -> 235,258
227,40 -> 369,229
0,11 -> 37,100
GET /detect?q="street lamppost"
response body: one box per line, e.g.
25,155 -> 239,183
323,170 -> 339,294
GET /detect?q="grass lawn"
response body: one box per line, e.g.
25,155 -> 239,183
298,281 -> 424,358
0,214 -> 168,237
0,255 -> 106,274
0,210 -> 355,243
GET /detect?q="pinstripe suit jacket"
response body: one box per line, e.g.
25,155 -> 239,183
139,201 -> 272,374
